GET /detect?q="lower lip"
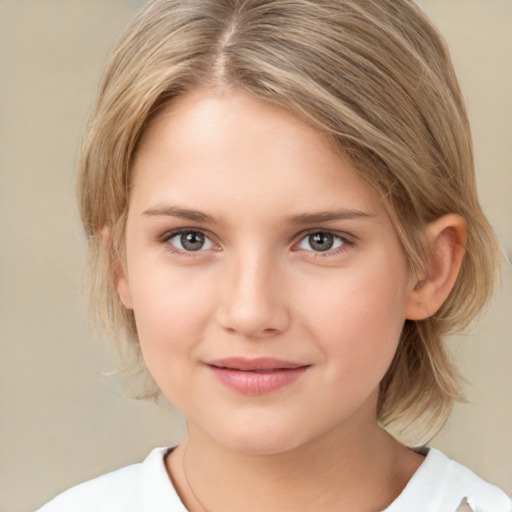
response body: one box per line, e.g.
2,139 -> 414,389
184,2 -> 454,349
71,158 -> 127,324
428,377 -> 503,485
207,365 -> 309,395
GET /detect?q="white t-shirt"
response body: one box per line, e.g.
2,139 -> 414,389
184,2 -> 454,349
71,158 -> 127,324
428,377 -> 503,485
37,447 -> 511,512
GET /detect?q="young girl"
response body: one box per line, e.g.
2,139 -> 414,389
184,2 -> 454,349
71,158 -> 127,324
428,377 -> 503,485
37,1 -> 511,511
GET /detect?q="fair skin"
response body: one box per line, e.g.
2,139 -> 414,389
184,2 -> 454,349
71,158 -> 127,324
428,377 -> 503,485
117,87 -> 466,511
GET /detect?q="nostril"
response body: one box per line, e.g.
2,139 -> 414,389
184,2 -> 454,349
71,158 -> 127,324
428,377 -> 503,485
216,275 -> 291,337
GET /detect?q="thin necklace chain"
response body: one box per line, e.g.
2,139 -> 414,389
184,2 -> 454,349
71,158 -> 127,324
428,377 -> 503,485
182,443 -> 211,512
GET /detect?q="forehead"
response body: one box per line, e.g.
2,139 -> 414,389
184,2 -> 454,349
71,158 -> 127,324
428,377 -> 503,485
131,87 -> 389,222
137,87 -> 340,172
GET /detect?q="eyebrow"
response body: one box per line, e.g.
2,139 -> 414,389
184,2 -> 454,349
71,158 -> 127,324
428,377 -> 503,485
143,205 -> 373,225
143,206 -> 217,223
288,209 -> 374,224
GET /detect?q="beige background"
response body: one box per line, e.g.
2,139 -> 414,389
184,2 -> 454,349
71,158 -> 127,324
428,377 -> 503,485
0,1 -> 510,510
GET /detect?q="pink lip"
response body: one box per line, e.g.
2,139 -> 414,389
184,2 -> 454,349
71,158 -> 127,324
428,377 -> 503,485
205,357 -> 310,395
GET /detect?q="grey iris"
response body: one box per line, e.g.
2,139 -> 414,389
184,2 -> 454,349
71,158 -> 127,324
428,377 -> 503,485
309,232 -> 334,251
181,232 -> 205,251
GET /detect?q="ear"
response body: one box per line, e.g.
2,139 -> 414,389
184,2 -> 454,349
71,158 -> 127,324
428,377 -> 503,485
405,214 -> 467,320
117,268 -> 134,310
101,226 -> 133,310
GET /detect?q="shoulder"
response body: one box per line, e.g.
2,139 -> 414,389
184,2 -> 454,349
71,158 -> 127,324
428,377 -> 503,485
386,448 -> 512,512
436,449 -> 512,512
36,460 -> 144,512
36,447 -> 187,512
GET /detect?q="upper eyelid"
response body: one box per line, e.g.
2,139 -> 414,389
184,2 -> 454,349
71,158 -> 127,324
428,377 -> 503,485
291,230 -> 357,256
160,229 -> 219,255
294,228 -> 357,243
160,227 -> 215,241
158,227 -> 356,250
159,227 -> 354,238
158,228 -> 217,251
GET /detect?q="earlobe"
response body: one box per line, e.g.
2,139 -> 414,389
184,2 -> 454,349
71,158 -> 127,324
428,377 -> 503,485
101,226 -> 134,310
405,214 -> 467,320
117,273 -> 133,310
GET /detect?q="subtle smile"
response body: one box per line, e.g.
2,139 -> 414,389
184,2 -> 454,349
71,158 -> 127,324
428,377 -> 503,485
205,358 -> 311,395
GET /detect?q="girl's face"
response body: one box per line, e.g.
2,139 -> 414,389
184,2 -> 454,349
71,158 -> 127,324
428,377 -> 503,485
118,88 -> 417,454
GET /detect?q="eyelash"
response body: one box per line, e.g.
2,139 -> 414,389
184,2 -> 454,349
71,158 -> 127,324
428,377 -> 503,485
160,229 -> 218,256
294,230 -> 355,257
159,228 -> 355,257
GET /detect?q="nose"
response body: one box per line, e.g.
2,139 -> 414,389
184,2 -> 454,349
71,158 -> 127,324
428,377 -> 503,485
216,252 -> 291,339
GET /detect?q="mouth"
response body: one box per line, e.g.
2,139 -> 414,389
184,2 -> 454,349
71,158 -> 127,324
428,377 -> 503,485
205,357 -> 310,395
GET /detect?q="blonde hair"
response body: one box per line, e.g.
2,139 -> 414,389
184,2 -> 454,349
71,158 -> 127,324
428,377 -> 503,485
79,0 -> 500,443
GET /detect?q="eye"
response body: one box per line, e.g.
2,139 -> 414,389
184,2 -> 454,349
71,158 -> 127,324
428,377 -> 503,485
297,231 -> 346,252
167,230 -> 215,252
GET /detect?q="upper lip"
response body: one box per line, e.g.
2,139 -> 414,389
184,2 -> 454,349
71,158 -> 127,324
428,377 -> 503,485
205,357 -> 309,371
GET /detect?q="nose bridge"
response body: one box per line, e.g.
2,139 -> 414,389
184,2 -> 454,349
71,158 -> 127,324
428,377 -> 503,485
218,247 -> 289,337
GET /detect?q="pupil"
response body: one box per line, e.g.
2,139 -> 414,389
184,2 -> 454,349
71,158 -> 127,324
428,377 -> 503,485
310,232 -> 334,251
181,232 -> 204,251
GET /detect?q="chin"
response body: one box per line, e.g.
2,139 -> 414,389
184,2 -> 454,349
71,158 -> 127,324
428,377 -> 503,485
225,436 -> 302,456
211,421 -> 315,457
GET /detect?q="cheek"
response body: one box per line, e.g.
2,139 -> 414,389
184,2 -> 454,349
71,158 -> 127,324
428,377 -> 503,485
299,258 -> 408,384
126,264 -> 215,381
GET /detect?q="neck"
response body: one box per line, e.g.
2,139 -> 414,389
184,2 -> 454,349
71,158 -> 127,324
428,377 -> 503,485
166,413 -> 423,512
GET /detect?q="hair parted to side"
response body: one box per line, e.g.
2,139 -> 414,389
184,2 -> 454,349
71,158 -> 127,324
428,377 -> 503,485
79,0 -> 500,444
